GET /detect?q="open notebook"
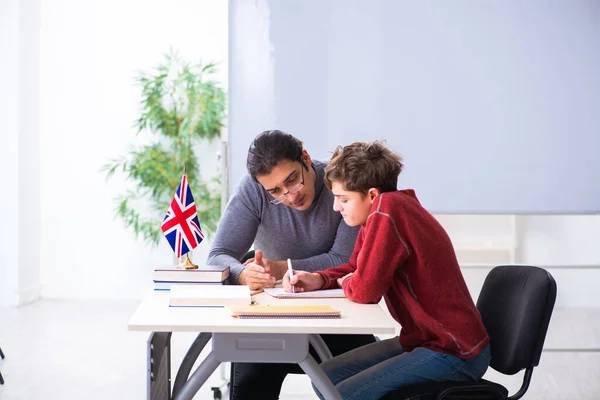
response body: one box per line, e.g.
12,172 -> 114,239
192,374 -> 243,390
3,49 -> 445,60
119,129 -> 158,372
226,305 -> 341,319
264,288 -> 346,299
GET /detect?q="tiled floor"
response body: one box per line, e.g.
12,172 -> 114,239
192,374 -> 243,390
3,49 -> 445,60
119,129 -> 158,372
0,300 -> 598,399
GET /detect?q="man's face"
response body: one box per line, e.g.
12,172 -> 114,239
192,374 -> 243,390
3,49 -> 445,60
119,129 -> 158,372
331,181 -> 375,226
256,153 -> 315,211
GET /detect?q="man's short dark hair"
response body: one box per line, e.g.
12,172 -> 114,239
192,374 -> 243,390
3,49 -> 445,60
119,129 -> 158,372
246,130 -> 305,180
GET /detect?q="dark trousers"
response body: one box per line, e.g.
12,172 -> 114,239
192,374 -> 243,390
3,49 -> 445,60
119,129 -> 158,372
229,333 -> 376,400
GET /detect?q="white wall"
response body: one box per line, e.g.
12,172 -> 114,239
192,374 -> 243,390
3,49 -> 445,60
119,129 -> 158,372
19,0 -> 43,305
0,0 -> 42,307
0,0 -> 21,306
39,0 -> 228,300
519,215 -> 600,308
438,215 -> 600,308
519,216 -> 600,266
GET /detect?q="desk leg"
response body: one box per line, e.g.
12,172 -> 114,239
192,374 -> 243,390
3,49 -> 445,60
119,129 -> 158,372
213,333 -> 341,400
173,333 -> 342,400
299,354 -> 342,400
173,351 -> 221,400
147,332 -> 172,400
172,332 -> 212,398
309,334 -> 333,362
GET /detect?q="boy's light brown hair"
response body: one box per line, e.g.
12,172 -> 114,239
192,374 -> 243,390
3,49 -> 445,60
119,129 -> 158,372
324,141 -> 404,195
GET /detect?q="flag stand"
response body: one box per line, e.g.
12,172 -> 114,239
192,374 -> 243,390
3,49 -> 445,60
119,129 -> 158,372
176,253 -> 198,270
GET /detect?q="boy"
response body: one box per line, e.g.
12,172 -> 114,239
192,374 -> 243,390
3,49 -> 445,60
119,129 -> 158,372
284,141 -> 490,400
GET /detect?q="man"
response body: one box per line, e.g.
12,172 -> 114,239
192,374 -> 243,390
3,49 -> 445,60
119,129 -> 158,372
207,130 -> 376,400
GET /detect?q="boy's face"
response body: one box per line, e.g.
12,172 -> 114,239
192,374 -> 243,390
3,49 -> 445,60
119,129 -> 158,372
256,151 -> 316,211
331,181 -> 377,226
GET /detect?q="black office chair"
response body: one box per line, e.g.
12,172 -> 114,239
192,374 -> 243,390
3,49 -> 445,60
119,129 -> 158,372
381,265 -> 557,400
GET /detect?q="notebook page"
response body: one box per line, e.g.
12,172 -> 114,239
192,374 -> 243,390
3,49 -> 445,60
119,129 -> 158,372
264,288 -> 346,299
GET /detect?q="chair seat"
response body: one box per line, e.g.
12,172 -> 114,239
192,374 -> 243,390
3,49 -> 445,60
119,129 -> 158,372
380,379 -> 509,400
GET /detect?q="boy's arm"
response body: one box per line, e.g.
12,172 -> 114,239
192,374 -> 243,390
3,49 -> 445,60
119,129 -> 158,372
315,230 -> 363,289
341,213 -> 410,303
315,262 -> 355,289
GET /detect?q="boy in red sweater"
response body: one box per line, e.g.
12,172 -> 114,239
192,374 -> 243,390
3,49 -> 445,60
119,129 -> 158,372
283,141 -> 490,400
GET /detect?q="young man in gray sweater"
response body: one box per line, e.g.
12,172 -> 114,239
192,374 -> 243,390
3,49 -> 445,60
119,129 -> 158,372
207,130 -> 375,400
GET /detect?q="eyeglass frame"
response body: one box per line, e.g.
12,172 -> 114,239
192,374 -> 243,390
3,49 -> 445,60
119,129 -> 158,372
269,163 -> 305,205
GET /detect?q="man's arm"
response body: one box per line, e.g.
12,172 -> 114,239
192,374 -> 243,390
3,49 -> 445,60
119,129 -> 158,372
288,217 -> 360,272
207,176 -> 261,284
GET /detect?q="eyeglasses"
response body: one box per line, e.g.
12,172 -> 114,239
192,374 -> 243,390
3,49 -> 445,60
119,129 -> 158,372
270,167 -> 305,205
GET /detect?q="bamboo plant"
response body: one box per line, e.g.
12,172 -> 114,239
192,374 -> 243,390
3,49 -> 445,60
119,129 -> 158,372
103,50 -> 226,246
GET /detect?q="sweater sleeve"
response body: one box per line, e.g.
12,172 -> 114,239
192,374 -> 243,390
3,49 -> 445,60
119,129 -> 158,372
316,230 -> 363,289
341,210 -> 411,304
207,176 -> 261,284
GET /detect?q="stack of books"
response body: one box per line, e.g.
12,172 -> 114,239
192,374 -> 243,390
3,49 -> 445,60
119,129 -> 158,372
153,265 -> 230,290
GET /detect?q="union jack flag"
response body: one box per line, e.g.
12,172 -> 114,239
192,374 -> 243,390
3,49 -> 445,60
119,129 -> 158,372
161,174 -> 205,258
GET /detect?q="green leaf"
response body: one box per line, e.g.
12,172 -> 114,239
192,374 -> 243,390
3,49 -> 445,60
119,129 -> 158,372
104,48 -> 227,247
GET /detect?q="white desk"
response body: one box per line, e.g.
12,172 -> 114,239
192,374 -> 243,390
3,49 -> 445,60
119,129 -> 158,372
129,290 -> 397,400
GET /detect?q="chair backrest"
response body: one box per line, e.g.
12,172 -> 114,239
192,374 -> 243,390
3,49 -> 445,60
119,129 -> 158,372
476,265 -> 557,375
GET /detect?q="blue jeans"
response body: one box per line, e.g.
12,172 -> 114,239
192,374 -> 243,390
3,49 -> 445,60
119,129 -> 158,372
314,337 -> 491,400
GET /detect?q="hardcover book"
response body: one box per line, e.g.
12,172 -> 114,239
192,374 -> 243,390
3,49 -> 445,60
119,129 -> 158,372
154,265 -> 229,283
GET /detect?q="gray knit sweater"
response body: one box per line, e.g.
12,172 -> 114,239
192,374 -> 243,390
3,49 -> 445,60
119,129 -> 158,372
207,160 -> 360,284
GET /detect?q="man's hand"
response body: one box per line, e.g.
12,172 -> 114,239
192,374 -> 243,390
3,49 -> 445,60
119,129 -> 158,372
337,272 -> 353,288
242,254 -> 287,280
283,270 -> 325,293
238,250 -> 277,289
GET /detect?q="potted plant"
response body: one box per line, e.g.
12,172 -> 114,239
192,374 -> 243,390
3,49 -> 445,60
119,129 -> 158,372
103,50 -> 226,246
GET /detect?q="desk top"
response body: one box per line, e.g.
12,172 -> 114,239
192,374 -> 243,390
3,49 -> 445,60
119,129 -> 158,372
128,290 -> 397,335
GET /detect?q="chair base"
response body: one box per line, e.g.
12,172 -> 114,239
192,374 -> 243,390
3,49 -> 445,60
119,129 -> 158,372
380,379 -> 508,400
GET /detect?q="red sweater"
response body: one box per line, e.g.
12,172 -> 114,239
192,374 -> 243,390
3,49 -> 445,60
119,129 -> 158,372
318,190 -> 489,359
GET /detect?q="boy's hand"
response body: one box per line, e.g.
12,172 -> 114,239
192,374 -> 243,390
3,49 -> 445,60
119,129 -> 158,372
337,272 -> 353,288
238,250 -> 277,289
283,270 -> 325,293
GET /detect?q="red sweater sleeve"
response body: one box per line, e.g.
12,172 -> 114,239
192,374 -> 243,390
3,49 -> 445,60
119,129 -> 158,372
316,233 -> 363,289
341,211 -> 410,303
